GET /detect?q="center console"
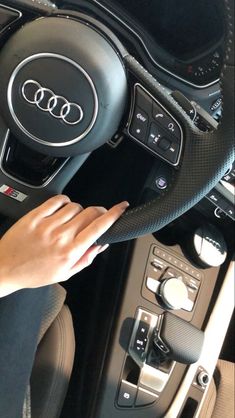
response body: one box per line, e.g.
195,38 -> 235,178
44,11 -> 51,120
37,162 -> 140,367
91,232 -> 229,418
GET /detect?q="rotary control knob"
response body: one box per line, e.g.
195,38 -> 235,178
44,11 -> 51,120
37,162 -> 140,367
197,371 -> 209,387
158,277 -> 189,310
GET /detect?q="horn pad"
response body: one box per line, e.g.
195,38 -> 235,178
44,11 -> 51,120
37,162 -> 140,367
0,17 -> 127,156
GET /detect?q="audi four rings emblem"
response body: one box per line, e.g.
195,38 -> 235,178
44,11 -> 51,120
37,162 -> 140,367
21,80 -> 84,125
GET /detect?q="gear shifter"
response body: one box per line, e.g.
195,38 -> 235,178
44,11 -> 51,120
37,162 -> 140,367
152,312 -> 204,364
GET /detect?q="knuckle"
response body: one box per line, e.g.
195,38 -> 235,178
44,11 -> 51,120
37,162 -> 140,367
85,206 -> 107,218
53,194 -> 70,203
67,202 -> 82,212
35,224 -> 49,240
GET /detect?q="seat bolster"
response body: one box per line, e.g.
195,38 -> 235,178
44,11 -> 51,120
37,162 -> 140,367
30,305 -> 75,418
212,360 -> 235,418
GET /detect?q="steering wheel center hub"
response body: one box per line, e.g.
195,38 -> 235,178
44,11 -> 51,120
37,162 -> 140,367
8,53 -> 98,146
0,16 -> 127,156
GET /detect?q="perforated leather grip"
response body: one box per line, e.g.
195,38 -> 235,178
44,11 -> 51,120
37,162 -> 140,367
99,0 -> 234,245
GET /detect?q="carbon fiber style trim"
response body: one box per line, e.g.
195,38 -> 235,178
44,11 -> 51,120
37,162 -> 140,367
98,0 -> 234,245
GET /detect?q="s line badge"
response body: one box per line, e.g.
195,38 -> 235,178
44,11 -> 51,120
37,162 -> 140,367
0,185 -> 28,202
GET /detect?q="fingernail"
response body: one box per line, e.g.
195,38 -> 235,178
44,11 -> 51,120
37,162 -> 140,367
98,244 -> 110,254
120,201 -> 130,211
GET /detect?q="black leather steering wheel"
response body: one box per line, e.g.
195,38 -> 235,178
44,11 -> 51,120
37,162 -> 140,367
0,0 -> 234,244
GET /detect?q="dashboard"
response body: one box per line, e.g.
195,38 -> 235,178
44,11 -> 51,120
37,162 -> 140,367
93,0 -> 224,88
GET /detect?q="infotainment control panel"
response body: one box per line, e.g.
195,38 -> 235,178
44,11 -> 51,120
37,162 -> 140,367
142,245 -> 203,321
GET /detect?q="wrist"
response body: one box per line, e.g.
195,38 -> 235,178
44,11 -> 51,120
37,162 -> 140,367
0,263 -> 19,297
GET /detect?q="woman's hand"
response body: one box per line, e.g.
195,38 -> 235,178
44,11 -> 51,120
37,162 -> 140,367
0,195 -> 129,297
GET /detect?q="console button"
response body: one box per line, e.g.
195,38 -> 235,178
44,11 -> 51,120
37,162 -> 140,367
152,247 -> 202,280
207,190 -> 223,205
158,137 -> 172,151
133,326 -> 149,356
117,381 -> 137,407
158,277 -> 189,310
155,176 -> 168,190
164,141 -> 180,164
197,371 -> 209,387
129,106 -> 149,142
135,388 -> 159,407
148,124 -> 180,164
140,311 -> 152,326
0,6 -> 20,31
146,277 -> 160,293
153,102 -> 181,140
148,123 -> 166,147
225,204 -> 235,220
151,260 -> 164,270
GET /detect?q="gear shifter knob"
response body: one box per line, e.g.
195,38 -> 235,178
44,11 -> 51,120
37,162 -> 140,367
153,312 -> 204,364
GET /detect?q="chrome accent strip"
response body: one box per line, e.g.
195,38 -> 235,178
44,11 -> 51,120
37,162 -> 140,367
0,130 -> 70,189
7,53 -> 99,147
164,260 -> 235,418
91,0 -> 220,89
127,83 -> 183,167
0,4 -> 22,34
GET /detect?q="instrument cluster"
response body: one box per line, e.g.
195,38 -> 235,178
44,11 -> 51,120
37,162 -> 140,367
93,0 -> 224,88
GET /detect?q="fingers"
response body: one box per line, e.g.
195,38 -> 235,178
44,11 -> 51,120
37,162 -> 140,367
58,205 -> 107,237
70,201 -> 129,256
44,202 -> 83,229
69,245 -> 101,275
29,195 -> 71,221
69,244 -> 110,276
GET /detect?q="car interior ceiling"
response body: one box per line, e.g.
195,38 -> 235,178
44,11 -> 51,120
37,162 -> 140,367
0,0 -> 234,418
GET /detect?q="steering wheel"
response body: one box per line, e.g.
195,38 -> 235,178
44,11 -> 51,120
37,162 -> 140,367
0,0 -> 234,244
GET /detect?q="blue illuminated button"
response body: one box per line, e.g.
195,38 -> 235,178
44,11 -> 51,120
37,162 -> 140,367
155,176 -> 168,190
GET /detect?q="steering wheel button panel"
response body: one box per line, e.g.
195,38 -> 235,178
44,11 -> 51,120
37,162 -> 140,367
128,84 -> 183,166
